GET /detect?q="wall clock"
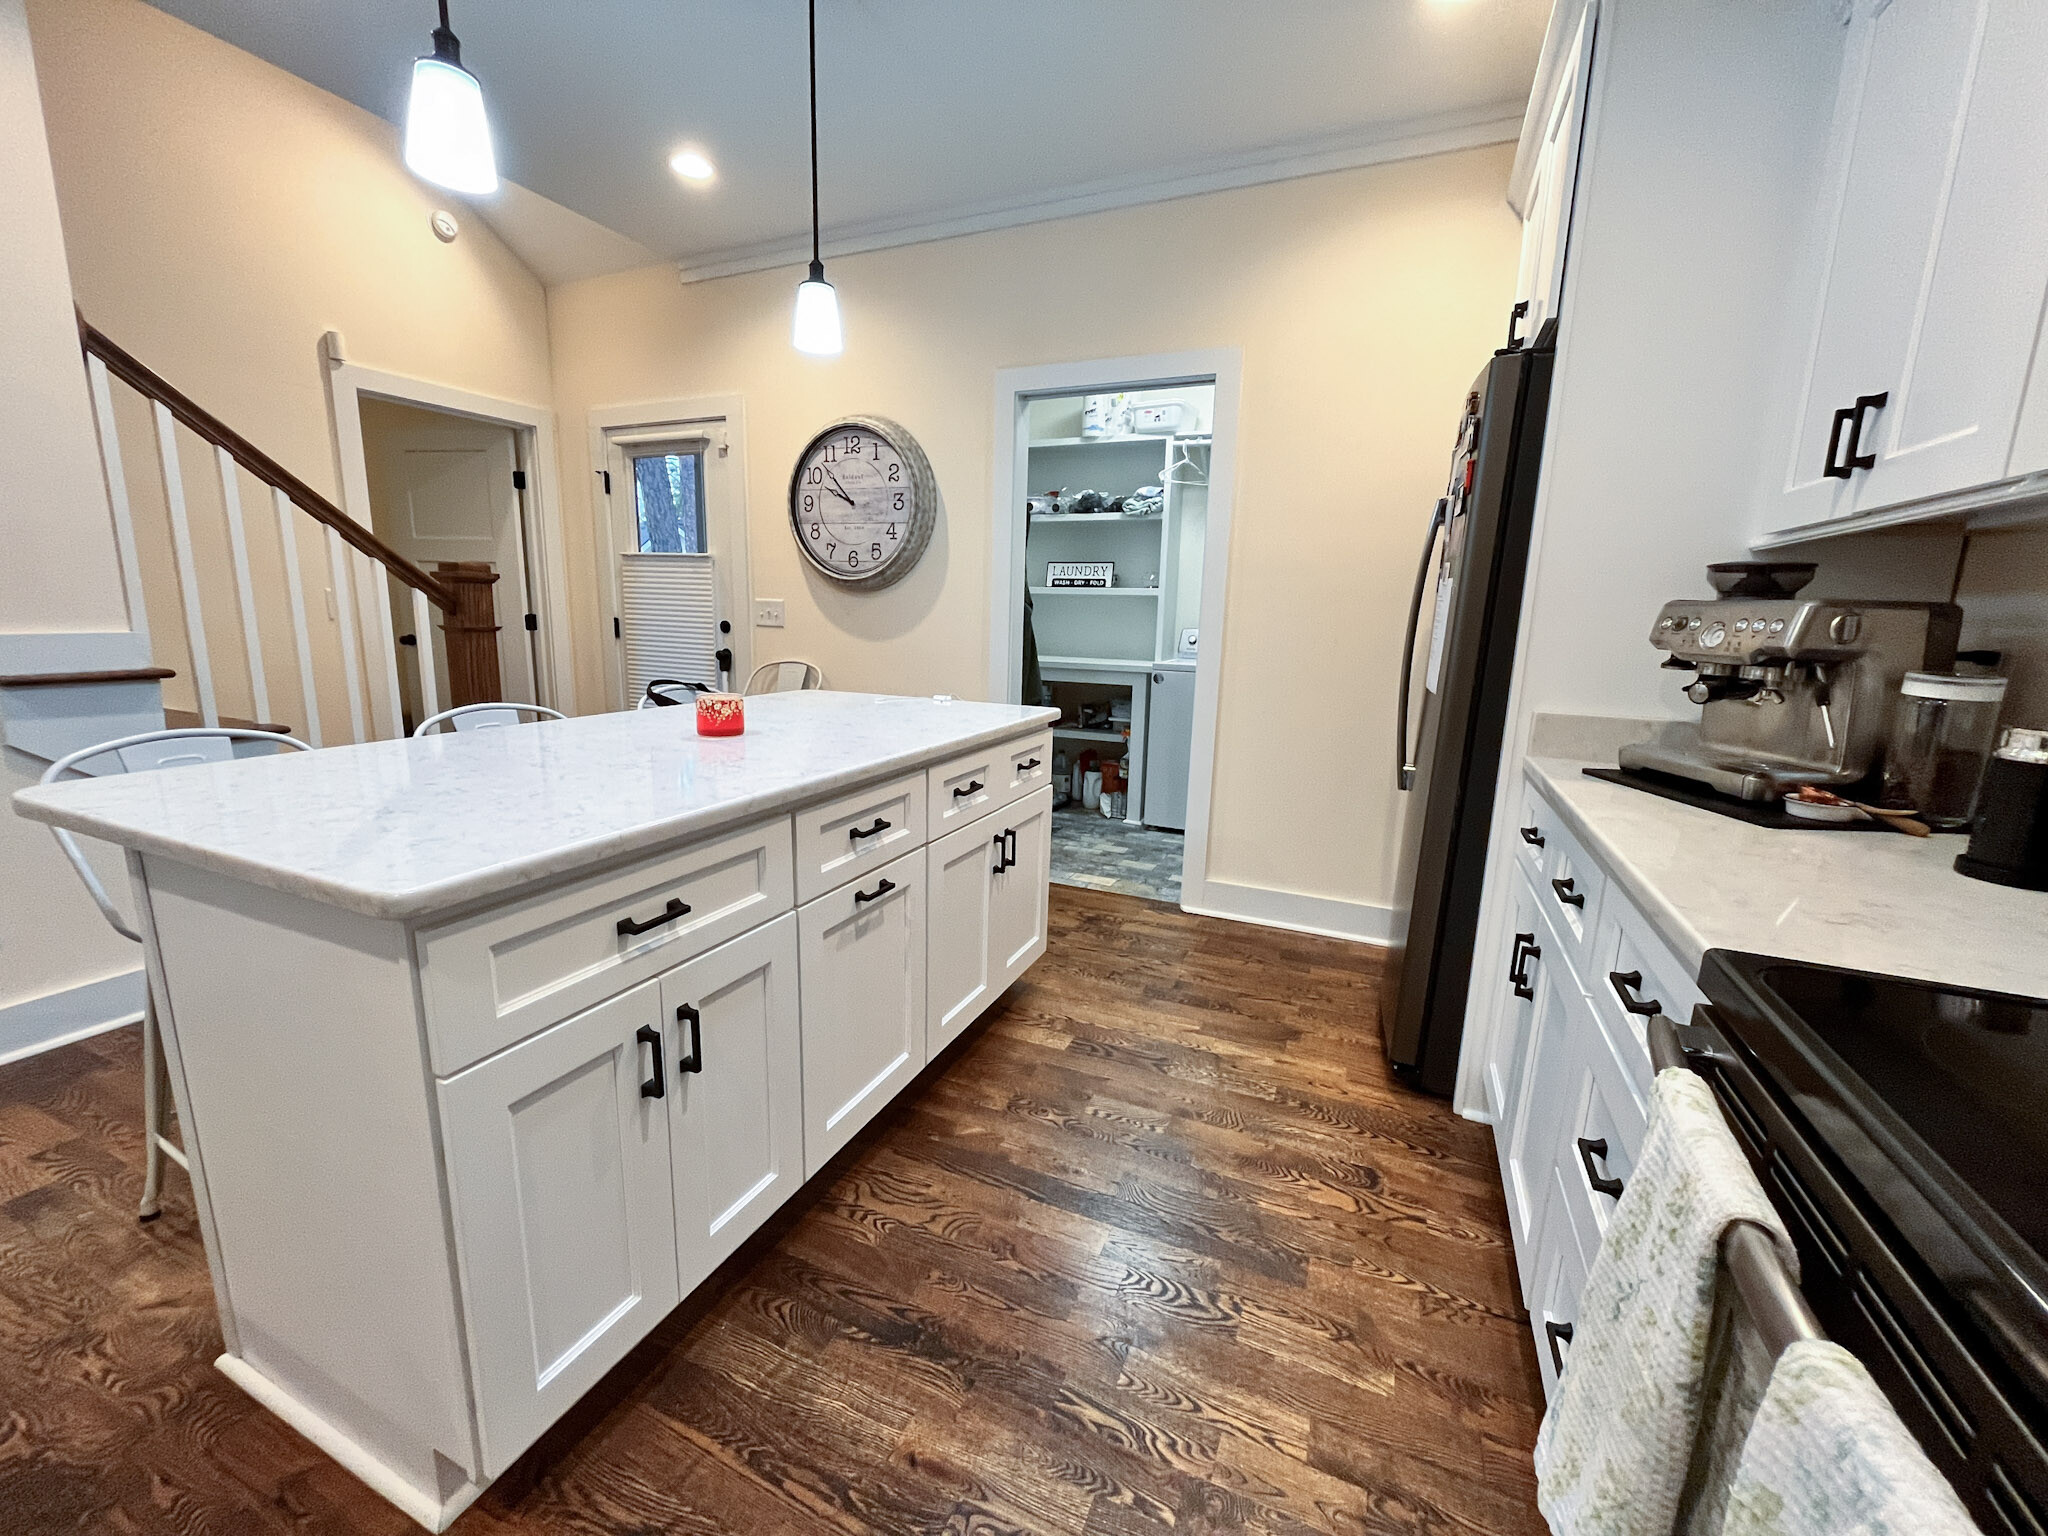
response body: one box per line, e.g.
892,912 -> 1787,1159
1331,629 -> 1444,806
788,415 -> 936,589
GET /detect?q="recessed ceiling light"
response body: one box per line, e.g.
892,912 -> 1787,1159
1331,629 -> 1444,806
669,148 -> 716,183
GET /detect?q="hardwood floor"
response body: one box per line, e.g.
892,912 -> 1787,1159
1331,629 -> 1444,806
0,887 -> 1544,1535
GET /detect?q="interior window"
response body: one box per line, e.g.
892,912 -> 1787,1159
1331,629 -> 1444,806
633,450 -> 706,553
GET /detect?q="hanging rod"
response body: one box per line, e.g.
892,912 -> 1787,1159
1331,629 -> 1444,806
1648,1013 -> 1827,1358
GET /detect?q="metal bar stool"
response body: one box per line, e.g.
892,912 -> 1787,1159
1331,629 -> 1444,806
412,702 -> 567,736
40,727 -> 313,1220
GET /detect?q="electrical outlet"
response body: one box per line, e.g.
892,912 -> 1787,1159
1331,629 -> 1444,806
754,599 -> 785,628
1178,627 -> 1199,658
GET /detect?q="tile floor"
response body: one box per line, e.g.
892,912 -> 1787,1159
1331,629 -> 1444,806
1048,804 -> 1185,904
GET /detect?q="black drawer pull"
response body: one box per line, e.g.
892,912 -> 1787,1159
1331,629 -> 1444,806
676,1003 -> 703,1074
1823,404 -> 1857,480
992,832 -> 1008,875
617,897 -> 691,937
1551,877 -> 1585,909
853,878 -> 897,906
1545,1319 -> 1574,1376
953,779 -> 984,798
848,817 -> 891,841
1844,391 -> 1887,473
1519,825 -> 1545,848
1018,757 -> 1041,771
1607,970 -> 1661,1018
636,1023 -> 665,1099
1577,1137 -> 1624,1198
1509,931 -> 1540,1000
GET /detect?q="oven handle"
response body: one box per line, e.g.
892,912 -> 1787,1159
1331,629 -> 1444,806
1396,497 -> 1448,792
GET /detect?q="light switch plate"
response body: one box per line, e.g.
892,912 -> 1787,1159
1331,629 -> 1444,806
754,599 -> 786,628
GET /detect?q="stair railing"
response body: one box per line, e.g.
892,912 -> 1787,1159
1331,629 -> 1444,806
77,317 -> 502,744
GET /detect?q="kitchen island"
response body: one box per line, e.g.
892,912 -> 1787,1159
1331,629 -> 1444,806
12,692 -> 1057,1530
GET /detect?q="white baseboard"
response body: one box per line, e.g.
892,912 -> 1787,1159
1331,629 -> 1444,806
1182,880 -> 1395,946
0,969 -> 145,1067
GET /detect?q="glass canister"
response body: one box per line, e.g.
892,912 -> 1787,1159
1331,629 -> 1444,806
1880,672 -> 2009,828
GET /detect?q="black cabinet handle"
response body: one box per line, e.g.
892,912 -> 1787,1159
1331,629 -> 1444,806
1551,877 -> 1585,909
952,779 -> 984,798
992,832 -> 1008,875
1607,970 -> 1661,1018
1577,1136 -> 1625,1198
1823,405 -> 1857,480
1509,931 -> 1540,1000
853,878 -> 897,906
1545,1320 -> 1574,1376
848,817 -> 891,841
1018,757 -> 1041,771
676,1003 -> 702,1074
617,897 -> 691,937
1506,298 -> 1530,351
1519,825 -> 1545,848
1003,828 -> 1018,871
1844,391 -> 1887,473
636,1023 -> 665,1099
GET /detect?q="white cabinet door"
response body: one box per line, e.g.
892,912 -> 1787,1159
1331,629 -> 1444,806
1766,0 -> 2048,533
797,846 -> 927,1177
660,913 -> 803,1292
990,787 -> 1053,992
1531,1174 -> 1591,1403
1484,866 -> 1545,1135
927,812 -> 1002,1058
438,980 -> 680,1475
1499,938 -> 1584,1300
1513,2 -> 1596,344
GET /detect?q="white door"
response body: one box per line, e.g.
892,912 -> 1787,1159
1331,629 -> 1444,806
926,812 -> 1002,1057
361,400 -> 537,713
438,980 -> 680,1475
659,913 -> 804,1292
1513,3 -> 1596,342
989,786 -> 1053,991
796,846 -> 927,1177
1766,0 -> 2048,532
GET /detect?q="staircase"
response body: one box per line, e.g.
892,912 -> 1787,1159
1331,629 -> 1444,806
76,318 -> 506,744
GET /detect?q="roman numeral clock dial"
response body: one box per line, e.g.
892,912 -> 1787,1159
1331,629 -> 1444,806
788,416 -> 937,590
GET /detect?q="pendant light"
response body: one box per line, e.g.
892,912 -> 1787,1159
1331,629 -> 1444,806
791,0 -> 843,356
404,1 -> 498,195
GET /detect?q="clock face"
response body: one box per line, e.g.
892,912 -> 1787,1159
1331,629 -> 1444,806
789,416 -> 935,589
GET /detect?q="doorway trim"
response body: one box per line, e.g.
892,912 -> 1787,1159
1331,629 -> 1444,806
327,361 -> 575,726
987,348 -> 1242,917
587,394 -> 754,711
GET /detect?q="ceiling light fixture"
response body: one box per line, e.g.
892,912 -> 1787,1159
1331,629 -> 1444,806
669,148 -> 717,183
791,0 -> 842,356
404,1 -> 498,195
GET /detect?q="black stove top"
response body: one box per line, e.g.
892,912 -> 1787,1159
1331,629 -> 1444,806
1700,951 -> 2048,1418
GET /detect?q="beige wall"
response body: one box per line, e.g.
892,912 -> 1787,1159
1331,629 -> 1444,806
549,145 -> 1521,915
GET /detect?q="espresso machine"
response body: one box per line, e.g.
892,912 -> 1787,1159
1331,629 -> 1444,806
1619,563 -> 1961,803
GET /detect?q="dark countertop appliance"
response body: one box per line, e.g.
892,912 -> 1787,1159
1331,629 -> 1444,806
1690,950 -> 2048,1535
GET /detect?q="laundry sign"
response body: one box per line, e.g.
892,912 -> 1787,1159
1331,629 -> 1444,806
1046,562 -> 1114,588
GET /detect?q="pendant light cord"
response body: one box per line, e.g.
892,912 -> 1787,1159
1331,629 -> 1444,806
808,0 -> 822,273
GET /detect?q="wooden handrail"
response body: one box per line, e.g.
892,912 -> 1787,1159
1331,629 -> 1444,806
77,317 -> 456,613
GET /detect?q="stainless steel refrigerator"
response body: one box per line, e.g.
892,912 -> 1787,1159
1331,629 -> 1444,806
1384,325 -> 1557,1096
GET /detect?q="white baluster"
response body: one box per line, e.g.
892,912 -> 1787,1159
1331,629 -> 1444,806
272,490 -> 324,748
326,526 -> 367,744
87,357 -> 150,646
363,551 -> 405,738
152,402 -> 218,727
411,586 -> 442,722
216,447 -> 271,726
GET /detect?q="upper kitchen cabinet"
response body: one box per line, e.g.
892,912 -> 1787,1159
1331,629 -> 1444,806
1759,0 -> 2048,543
1510,2 -> 1596,345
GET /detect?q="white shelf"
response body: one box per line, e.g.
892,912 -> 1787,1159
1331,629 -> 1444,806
1027,513 -> 1163,525
1027,434 -> 1209,449
1051,726 -> 1129,742
1030,586 -> 1158,598
1037,654 -> 1155,675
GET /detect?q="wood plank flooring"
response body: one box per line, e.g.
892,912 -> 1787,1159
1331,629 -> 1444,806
0,887 -> 1545,1535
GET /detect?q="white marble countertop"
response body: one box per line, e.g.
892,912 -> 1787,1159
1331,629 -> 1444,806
13,693 -> 1057,923
1529,757 -> 2048,999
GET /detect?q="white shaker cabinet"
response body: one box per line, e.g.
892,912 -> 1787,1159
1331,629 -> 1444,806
1761,0 -> 2048,537
797,846 -> 928,1175
438,980 -> 681,1475
660,913 -> 804,1289
989,787 -> 1054,992
926,787 -> 1055,1059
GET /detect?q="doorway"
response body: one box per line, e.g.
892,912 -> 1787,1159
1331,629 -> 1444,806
359,397 -> 539,732
994,365 -> 1233,909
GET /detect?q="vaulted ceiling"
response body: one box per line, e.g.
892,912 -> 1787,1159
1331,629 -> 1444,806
144,0 -> 1547,282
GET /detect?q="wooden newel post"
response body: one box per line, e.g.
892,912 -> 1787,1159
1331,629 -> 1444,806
436,562 -> 503,707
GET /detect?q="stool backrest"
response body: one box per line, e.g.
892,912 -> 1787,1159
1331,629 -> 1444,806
745,660 -> 823,695
413,702 -> 568,736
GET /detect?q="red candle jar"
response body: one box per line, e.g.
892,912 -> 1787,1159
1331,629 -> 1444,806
695,692 -> 744,736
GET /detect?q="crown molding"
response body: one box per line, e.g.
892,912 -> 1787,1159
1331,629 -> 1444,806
674,100 -> 1525,285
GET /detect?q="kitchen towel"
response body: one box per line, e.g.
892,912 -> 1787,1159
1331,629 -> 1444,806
1534,1066 -> 1797,1536
1721,1338 -> 1979,1536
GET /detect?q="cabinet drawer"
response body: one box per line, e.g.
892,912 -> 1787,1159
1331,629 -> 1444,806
419,818 -> 795,1076
1589,890 -> 1704,1091
1511,778 -> 1558,887
928,732 -> 1051,835
1533,1175 -> 1591,1403
793,771 -> 926,904
1534,806 -> 1605,973
1554,1014 -> 1649,1271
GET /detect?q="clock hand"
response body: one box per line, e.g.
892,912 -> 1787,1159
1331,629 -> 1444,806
822,467 -> 856,507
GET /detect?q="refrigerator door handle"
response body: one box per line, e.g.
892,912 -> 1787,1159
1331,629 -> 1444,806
1396,497 -> 1449,791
